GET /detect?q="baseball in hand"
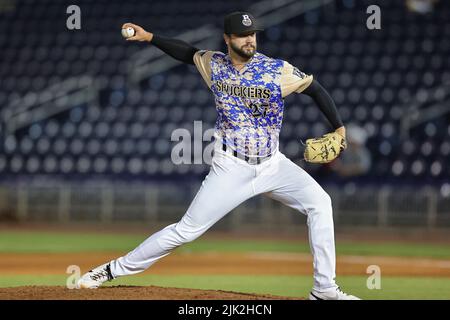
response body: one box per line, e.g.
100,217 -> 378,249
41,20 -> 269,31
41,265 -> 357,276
121,27 -> 135,38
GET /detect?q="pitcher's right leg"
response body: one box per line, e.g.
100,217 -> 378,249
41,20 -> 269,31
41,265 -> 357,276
77,151 -> 255,288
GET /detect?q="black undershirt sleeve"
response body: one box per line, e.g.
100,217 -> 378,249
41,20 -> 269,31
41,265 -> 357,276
151,35 -> 199,65
301,79 -> 344,130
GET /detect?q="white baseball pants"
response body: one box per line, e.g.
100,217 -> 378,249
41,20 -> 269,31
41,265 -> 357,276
110,143 -> 338,292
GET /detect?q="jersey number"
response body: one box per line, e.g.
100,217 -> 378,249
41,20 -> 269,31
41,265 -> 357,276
249,102 -> 269,118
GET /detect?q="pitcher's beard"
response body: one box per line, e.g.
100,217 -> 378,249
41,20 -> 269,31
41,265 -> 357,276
230,42 -> 256,60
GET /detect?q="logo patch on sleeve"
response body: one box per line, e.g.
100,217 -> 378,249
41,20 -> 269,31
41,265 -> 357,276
293,67 -> 306,79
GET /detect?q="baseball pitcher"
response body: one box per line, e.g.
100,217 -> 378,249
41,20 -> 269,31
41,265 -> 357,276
77,12 -> 359,300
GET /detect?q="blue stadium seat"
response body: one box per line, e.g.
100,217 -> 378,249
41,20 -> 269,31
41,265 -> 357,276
0,0 -> 448,182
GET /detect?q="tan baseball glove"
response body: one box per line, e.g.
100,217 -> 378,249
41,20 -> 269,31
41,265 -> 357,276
303,131 -> 347,164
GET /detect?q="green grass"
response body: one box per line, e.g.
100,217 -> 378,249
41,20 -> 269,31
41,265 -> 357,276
1,231 -> 450,259
182,241 -> 450,259
1,274 -> 449,300
1,231 -> 449,299
0,232 -> 144,253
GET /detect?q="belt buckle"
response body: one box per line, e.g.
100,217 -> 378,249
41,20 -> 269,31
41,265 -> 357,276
247,157 -> 257,165
222,143 -> 271,165
247,154 -> 270,165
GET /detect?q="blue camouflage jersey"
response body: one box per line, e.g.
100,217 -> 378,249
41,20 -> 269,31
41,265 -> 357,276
194,50 -> 313,158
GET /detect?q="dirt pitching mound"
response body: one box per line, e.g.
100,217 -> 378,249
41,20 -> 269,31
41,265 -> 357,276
0,286 -> 302,300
